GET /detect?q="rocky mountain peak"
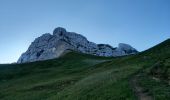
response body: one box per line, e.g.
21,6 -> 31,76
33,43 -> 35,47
118,43 -> 138,54
17,27 -> 138,63
53,27 -> 67,36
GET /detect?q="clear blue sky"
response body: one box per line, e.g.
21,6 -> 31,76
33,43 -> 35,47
0,0 -> 169,63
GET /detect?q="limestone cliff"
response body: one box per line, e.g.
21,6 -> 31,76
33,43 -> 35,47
17,27 -> 138,63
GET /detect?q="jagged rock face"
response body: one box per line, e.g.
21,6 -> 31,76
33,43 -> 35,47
17,27 -> 138,63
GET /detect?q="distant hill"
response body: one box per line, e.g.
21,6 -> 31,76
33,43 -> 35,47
0,39 -> 169,100
17,27 -> 138,63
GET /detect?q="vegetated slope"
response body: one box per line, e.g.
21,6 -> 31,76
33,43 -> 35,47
0,39 -> 170,100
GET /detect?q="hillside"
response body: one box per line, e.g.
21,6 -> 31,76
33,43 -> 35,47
0,39 -> 170,100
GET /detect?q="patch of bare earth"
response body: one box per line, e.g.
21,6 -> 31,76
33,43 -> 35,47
131,74 -> 153,100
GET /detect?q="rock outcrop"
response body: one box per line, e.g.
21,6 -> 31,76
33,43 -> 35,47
17,27 -> 138,63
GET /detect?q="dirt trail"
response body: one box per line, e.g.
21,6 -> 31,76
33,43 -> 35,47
131,74 -> 153,100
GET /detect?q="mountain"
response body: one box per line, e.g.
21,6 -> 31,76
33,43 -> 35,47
17,27 -> 138,63
0,39 -> 169,100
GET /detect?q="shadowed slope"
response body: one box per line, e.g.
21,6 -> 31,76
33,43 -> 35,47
0,39 -> 169,100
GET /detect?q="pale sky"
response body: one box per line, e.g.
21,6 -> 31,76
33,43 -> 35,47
0,0 -> 169,63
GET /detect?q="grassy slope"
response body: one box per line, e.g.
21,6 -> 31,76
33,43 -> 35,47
0,39 -> 170,100
135,39 -> 170,100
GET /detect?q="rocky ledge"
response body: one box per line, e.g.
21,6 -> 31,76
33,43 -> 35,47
17,27 -> 138,63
